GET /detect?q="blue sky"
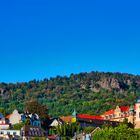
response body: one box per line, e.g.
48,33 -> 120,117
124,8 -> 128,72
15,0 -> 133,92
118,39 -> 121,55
0,0 -> 140,83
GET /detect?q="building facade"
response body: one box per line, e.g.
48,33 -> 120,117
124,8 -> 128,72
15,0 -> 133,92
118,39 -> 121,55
101,98 -> 140,128
6,109 -> 21,125
0,130 -> 21,139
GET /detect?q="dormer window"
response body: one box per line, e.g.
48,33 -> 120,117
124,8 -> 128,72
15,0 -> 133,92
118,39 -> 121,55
137,98 -> 140,103
125,112 -> 127,116
105,116 -> 108,119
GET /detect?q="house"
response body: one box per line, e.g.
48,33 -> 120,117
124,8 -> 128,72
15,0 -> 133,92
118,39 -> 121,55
100,97 -> 140,128
6,109 -> 21,125
21,112 -> 41,127
0,122 -> 10,130
77,114 -> 119,128
60,109 -> 119,128
0,130 -> 21,139
60,116 -> 73,123
101,105 -> 136,123
47,134 -> 61,140
21,125 -> 46,140
30,114 -> 41,127
132,97 -> 140,128
101,104 -> 137,126
50,118 -> 63,127
60,109 -> 77,124
0,113 -> 10,130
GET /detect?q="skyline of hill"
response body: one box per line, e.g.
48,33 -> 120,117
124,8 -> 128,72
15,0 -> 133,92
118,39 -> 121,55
0,71 -> 140,117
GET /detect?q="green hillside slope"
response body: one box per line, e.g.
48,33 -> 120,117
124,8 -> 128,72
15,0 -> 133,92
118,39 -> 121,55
0,71 -> 140,116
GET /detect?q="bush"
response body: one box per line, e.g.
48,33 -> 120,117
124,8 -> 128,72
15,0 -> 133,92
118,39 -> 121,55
93,125 -> 140,140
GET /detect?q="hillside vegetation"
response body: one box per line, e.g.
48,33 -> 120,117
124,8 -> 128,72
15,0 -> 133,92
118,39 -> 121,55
0,71 -> 140,116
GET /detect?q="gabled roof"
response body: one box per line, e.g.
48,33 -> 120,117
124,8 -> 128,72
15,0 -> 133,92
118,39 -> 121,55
21,125 -> 46,137
77,114 -> 103,120
50,119 -> 62,127
6,114 -> 12,119
102,105 -> 136,116
48,134 -> 59,139
134,105 -> 136,110
120,106 -> 130,112
60,116 -> 72,123
103,109 -> 114,115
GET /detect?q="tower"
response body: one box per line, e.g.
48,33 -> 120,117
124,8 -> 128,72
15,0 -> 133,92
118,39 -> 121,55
135,98 -> 140,128
128,105 -> 135,125
72,109 -> 77,123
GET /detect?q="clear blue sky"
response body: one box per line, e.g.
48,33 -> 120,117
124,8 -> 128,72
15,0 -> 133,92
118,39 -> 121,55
0,0 -> 140,83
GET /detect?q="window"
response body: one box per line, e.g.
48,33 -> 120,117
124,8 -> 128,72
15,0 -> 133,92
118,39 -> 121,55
35,131 -> 38,136
7,132 -> 10,135
0,132 -> 3,134
38,132 -> 41,136
13,132 -> 16,135
32,131 -> 34,136
29,132 -> 31,136
21,131 -> 25,136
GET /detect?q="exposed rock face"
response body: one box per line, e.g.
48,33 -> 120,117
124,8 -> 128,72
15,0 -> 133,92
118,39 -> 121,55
98,78 -> 120,90
127,79 -> 132,85
0,88 -> 4,94
0,71 -> 140,116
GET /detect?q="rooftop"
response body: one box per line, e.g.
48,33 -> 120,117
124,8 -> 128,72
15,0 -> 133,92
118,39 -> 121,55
102,105 -> 136,116
77,114 -> 103,120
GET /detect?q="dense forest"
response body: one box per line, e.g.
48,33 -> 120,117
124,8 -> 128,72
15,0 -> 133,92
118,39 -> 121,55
0,71 -> 140,117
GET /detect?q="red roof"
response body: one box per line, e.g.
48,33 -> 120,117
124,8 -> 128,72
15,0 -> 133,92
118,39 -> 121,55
134,105 -> 136,110
78,114 -> 103,120
120,106 -> 130,112
120,105 -> 136,111
48,135 -> 58,139
102,105 -> 136,116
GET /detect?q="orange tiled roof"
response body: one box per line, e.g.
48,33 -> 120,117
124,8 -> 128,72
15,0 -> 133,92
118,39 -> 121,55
6,114 -> 11,119
103,109 -> 114,115
60,116 -> 72,123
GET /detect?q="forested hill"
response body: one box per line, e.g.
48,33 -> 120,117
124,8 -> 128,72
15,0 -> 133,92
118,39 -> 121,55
0,71 -> 140,116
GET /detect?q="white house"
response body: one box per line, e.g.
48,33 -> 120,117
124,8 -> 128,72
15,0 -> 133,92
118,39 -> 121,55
0,130 -> 21,139
50,119 -> 62,127
6,109 -> 21,125
0,113 -> 10,130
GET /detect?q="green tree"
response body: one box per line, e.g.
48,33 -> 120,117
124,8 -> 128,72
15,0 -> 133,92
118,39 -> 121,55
12,122 -> 25,130
93,124 -> 140,140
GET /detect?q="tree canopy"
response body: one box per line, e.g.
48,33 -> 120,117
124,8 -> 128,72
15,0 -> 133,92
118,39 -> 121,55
25,100 -> 49,119
0,71 -> 139,116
